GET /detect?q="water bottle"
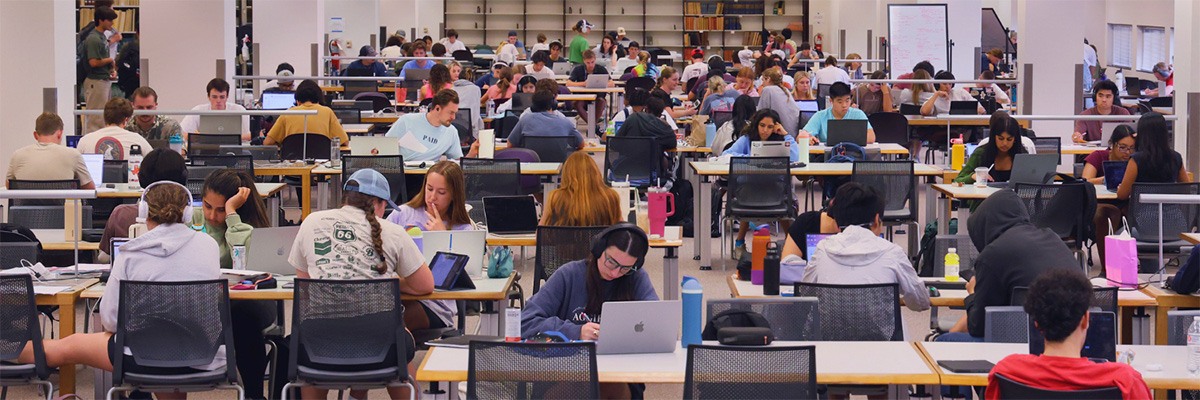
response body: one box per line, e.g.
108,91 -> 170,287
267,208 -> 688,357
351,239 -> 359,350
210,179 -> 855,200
944,248 -> 960,282
681,276 -> 703,348
1115,69 -> 1126,95
762,242 -> 781,295
127,144 -> 143,187
795,130 -> 810,161
486,98 -> 496,117
169,133 -> 184,156
751,224 -> 770,285
331,137 -> 341,167
1187,316 -> 1200,376
230,246 -> 247,270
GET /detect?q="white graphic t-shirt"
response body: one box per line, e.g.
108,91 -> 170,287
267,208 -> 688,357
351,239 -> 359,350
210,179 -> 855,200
289,206 -> 424,280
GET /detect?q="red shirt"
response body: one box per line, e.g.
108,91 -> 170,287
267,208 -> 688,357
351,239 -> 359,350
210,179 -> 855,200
985,354 -> 1151,399
894,72 -> 915,91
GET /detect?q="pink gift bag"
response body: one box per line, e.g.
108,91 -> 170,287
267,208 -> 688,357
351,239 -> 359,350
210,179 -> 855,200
1104,218 -> 1138,288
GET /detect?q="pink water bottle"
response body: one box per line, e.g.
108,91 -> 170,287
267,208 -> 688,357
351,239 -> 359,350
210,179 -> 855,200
647,187 -> 675,237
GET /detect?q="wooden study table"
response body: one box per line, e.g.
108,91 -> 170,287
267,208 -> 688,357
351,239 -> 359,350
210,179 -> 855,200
1183,232 -> 1200,245
906,115 -> 1031,128
253,163 -> 316,219
343,123 -> 375,135
1140,282 -> 1200,345
34,278 -> 100,395
32,229 -> 101,251
931,183 -> 1117,234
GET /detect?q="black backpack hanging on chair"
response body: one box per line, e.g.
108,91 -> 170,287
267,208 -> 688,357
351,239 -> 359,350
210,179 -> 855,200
701,309 -> 774,345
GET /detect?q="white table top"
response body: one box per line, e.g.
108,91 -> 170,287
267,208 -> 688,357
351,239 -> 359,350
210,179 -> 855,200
418,340 -> 939,385
933,183 -> 1118,200
690,161 -> 945,176
921,342 -> 1200,389
729,276 -> 1154,307
343,123 -> 374,134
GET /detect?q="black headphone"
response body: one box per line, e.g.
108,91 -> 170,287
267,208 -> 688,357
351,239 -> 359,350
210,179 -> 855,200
589,223 -> 649,269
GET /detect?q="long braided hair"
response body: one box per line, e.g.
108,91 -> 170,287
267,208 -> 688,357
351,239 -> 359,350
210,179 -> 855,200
343,180 -> 387,274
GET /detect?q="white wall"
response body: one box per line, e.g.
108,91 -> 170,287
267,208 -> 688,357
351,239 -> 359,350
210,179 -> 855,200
919,0 -> 980,77
379,0 -> 417,44
1016,0 -> 1086,139
1099,0 -> 1173,81
255,0 -> 323,77
141,0 -> 236,112
325,0 -> 378,51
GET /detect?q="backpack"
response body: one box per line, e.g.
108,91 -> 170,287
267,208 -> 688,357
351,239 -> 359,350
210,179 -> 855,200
1168,244 -> 1199,295
823,142 -> 867,199
701,309 -> 772,340
0,223 -> 43,269
914,219 -> 958,277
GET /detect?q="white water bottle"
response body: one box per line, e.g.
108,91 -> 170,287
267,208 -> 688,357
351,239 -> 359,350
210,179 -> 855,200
127,144 -> 144,187
1187,316 -> 1200,376
1115,69 -> 1126,95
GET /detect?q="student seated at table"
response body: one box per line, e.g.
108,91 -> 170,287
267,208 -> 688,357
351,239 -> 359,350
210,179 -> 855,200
897,69 -> 934,107
614,96 -> 677,151
893,60 -> 935,91
725,67 -> 759,97
791,71 -> 815,101
812,56 -> 851,86
77,97 -> 153,160
180,78 -> 252,141
7,112 -> 95,190
698,78 -> 738,117
567,50 -> 613,135
418,64 -> 454,101
506,89 -> 584,150
399,41 -> 433,80
264,80 -> 350,147
341,45 -> 388,77
1116,112 -> 1189,200
801,182 -> 931,311
651,67 -> 696,119
541,152 -> 623,226
474,61 -> 507,91
920,71 -> 984,117
17,182 -> 221,400
480,66 -> 516,107
939,190 -> 1080,341
525,51 -> 556,81
386,161 -> 472,333
547,41 -> 566,65
985,269 -> 1151,398
710,95 -> 757,156
800,82 -> 876,145
756,68 -> 801,136
953,112 -> 1026,185
100,149 -> 187,255
1072,80 -> 1132,143
289,169 -> 434,400
1082,124 -> 1135,185
724,109 -> 800,259
521,224 -> 655,399
855,71 -> 894,115
782,209 -> 838,261
387,89 -> 480,161
494,75 -> 538,116
975,70 -> 1010,105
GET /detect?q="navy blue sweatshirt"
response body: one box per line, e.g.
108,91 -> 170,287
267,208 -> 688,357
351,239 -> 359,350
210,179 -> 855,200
521,260 -> 659,339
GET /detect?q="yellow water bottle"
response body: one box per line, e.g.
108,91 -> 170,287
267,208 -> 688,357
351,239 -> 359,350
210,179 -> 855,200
951,141 -> 965,171
944,248 -> 961,282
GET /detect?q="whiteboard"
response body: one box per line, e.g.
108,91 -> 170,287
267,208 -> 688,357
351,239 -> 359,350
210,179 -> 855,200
888,4 -> 949,79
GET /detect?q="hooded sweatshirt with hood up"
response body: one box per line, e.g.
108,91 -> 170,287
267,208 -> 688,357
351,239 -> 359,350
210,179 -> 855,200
101,222 -> 224,370
802,225 -> 930,312
964,190 -> 1083,338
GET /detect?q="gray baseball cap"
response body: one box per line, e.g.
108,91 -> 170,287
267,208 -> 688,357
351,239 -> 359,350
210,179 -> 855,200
344,168 -> 399,210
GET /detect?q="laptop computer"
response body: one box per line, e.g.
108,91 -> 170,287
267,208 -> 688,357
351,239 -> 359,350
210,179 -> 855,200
483,195 -> 539,235
795,100 -> 820,113
245,226 -> 301,275
1102,160 -> 1128,193
1124,77 -> 1141,96
805,234 -> 832,263
510,92 -> 534,113
110,237 -> 130,264
584,74 -> 609,89
750,141 -> 791,158
422,230 -> 487,278
402,68 -> 431,85
949,100 -> 979,115
66,135 -> 83,148
899,103 -> 922,116
552,62 -> 573,76
82,154 -> 104,185
198,115 -> 243,135
261,92 -> 296,110
331,99 -> 374,111
350,136 -> 400,156
991,153 -> 1058,189
826,119 -> 869,146
1029,311 -> 1116,362
596,300 -> 682,354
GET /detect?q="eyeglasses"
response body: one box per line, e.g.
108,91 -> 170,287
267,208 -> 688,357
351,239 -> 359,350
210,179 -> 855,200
1115,144 -> 1135,153
603,251 -> 638,274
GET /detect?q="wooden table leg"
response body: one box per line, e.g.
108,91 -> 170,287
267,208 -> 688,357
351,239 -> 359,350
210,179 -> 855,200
58,296 -> 78,395
301,170 -> 312,219
1120,306 -> 1134,344
1155,306 -> 1169,345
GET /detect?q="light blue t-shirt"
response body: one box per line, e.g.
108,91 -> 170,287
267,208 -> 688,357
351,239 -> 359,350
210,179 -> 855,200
385,113 -> 463,161
801,107 -> 873,143
399,60 -> 434,79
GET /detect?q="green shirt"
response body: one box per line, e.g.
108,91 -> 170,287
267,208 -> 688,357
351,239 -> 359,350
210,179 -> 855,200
568,35 -> 589,64
83,29 -> 112,80
192,211 -> 254,269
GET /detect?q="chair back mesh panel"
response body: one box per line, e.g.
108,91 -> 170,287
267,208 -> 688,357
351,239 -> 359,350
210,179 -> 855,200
187,133 -> 241,156
852,161 -> 916,220
1012,182 -> 1088,244
190,154 -> 255,175
332,107 -> 362,124
523,136 -> 575,163
1127,183 -> 1200,242
1010,286 -> 1118,314
461,158 -> 521,224
984,306 -> 1029,343
931,235 -> 978,277
0,242 -> 40,270
279,134 -> 333,160
710,110 -> 733,129
533,226 -> 607,294
342,155 -> 407,206
0,275 -> 42,364
291,279 -> 404,367
706,298 -> 821,340
604,136 -> 660,187
1168,310 -> 1200,345
684,345 -> 817,400
467,341 -> 598,400
995,373 -> 1122,399
115,280 -> 230,369
727,157 -> 793,217
9,205 -> 93,229
793,282 -> 903,341
6,179 -> 79,206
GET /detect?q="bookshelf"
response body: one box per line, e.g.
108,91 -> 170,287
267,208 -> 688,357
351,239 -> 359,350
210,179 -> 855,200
77,0 -> 140,35
681,0 -> 808,62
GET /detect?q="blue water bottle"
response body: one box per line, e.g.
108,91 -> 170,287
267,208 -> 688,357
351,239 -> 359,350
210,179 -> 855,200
681,276 -> 703,348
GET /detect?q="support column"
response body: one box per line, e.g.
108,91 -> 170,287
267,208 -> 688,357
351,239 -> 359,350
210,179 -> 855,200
1173,0 -> 1197,173
1016,0 -> 1087,139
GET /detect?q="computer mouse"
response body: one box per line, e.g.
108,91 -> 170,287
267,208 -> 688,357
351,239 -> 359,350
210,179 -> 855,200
928,286 -> 941,297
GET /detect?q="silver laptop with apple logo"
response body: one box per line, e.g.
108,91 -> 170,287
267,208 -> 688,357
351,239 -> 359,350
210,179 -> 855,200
246,226 -> 301,275
595,300 -> 681,354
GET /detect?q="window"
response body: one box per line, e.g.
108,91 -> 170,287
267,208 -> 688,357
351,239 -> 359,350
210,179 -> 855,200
1108,24 -> 1132,68
1137,26 -> 1166,72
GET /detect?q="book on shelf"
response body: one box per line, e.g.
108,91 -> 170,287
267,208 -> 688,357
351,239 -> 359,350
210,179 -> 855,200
684,32 -> 710,47
743,31 -> 763,47
773,1 -> 784,15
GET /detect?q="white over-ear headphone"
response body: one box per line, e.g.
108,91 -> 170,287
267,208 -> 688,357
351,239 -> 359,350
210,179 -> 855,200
137,181 -> 194,224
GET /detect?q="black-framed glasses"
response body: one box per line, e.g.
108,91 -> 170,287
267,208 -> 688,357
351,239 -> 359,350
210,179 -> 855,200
603,251 -> 638,274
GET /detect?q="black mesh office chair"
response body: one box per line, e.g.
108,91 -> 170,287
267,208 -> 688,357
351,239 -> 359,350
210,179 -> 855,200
1127,182 -> 1200,250
1031,137 -> 1061,162
604,136 -> 660,189
706,298 -> 821,340
533,226 -> 607,294
341,155 -> 407,207
467,341 -> 598,400
352,92 -> 392,113
108,280 -> 241,400
0,275 -> 53,400
493,111 -> 520,139
984,306 -> 1030,343
190,154 -> 255,175
852,161 -> 918,249
0,242 -> 40,270
793,282 -> 903,341
332,107 -> 362,124
928,234 -> 979,278
994,374 -> 1121,399
454,109 -> 476,150
1012,182 -> 1089,252
103,160 -> 129,183
710,110 -> 733,128
187,133 -> 241,156
285,279 -> 415,399
9,205 -> 93,229
723,157 -> 794,262
461,158 -> 521,224
1010,286 -> 1118,314
1168,310 -> 1200,345
279,134 -> 333,160
523,136 -> 575,163
6,179 -> 79,206
684,344 -> 817,400
867,112 -> 910,147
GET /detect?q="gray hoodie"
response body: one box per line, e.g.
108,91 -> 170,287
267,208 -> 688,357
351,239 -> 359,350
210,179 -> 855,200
757,84 -> 801,136
802,225 -> 931,312
452,80 -> 483,138
101,222 -> 225,370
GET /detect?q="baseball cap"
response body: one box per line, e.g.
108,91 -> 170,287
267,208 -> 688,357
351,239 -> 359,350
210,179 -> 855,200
575,20 -> 594,31
344,169 -> 399,210
359,45 -> 377,57
691,49 -> 704,59
507,30 -> 518,37
617,27 -> 626,36
278,70 -> 294,85
394,30 -> 406,38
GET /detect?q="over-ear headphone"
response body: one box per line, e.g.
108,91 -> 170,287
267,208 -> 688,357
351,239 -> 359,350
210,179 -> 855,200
137,181 -> 194,224
589,223 -> 650,269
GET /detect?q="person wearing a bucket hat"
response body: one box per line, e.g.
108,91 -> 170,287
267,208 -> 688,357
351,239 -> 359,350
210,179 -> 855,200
289,167 -> 433,399
341,45 -> 387,76
568,19 -> 594,65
